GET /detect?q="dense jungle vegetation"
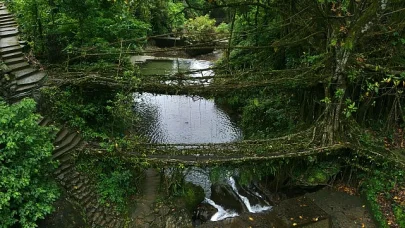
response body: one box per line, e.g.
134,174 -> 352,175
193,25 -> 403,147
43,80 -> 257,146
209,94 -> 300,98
1,0 -> 405,227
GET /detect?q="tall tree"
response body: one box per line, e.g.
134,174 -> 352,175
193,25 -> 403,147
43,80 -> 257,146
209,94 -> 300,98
212,0 -> 405,144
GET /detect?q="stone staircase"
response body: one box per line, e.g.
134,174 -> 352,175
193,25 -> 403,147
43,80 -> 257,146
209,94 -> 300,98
0,3 -> 124,227
38,117 -> 125,228
0,6 -> 46,102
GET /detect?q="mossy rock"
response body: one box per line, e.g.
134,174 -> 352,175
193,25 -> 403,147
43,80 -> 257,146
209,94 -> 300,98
183,183 -> 205,212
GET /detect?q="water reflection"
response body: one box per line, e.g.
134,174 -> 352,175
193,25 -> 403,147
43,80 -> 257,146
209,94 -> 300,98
139,58 -> 214,78
133,93 -> 242,144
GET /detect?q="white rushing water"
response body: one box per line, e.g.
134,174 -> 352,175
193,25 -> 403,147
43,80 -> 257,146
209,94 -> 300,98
204,198 -> 239,221
228,177 -> 272,213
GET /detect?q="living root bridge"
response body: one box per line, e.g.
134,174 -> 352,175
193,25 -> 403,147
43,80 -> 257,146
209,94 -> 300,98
46,70 -> 321,97
81,129 -> 351,166
136,144 -> 349,166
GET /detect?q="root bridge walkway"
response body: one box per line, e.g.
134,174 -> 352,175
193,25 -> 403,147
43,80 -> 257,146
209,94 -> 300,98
84,131 -> 351,165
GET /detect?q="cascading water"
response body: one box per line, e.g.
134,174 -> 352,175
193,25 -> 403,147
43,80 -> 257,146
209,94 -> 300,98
185,168 -> 272,222
204,198 -> 239,221
228,177 -> 272,213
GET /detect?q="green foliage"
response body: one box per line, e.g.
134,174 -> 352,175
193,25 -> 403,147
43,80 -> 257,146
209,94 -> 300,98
359,163 -> 405,228
343,99 -> 357,118
183,15 -> 217,44
0,98 -> 59,228
6,0 -> 151,60
215,22 -> 229,39
241,95 -> 298,139
292,161 -> 340,186
394,206 -> 405,228
210,161 -> 280,187
77,154 -> 141,212
40,86 -> 138,140
167,2 -> 187,32
237,161 -> 279,186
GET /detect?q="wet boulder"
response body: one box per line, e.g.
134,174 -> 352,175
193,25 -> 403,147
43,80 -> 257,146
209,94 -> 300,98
211,183 -> 246,213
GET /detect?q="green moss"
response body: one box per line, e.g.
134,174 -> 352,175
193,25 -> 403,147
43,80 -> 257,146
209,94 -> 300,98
394,206 -> 405,228
183,183 -> 205,212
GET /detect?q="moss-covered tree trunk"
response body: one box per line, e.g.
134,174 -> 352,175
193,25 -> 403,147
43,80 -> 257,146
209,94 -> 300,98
320,0 -> 382,145
322,46 -> 350,145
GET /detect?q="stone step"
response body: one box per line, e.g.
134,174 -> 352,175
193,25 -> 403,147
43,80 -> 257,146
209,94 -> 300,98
52,133 -> 81,160
82,192 -> 96,207
0,29 -> 18,38
38,117 -> 51,127
0,45 -> 22,55
98,218 -> 107,227
0,26 -> 17,32
74,181 -> 89,194
17,71 -> 46,86
86,210 -> 97,224
54,162 -> 72,176
0,18 -> 15,24
0,15 -> 13,20
56,168 -> 74,182
12,67 -> 37,79
69,175 -> 82,186
92,212 -> 102,223
61,171 -> 80,184
0,11 -> 11,16
0,21 -> 16,27
108,220 -> 118,228
15,83 -> 38,93
104,216 -> 114,227
0,23 -> 17,29
0,36 -> 20,48
53,131 -> 77,152
54,128 -> 70,145
114,220 -> 123,228
4,56 -> 25,65
94,212 -> 104,225
8,90 -> 33,102
2,51 -> 23,60
84,197 -> 98,210
76,186 -> 91,199
57,154 -> 72,164
7,62 -> 30,71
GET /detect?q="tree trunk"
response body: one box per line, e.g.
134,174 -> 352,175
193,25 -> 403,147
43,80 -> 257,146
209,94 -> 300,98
321,46 -> 350,146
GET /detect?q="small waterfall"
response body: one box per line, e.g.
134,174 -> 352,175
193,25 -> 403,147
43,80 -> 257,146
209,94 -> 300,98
228,177 -> 272,213
204,198 -> 238,221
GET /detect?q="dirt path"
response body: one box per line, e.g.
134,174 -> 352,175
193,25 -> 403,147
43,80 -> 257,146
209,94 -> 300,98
131,168 -> 160,227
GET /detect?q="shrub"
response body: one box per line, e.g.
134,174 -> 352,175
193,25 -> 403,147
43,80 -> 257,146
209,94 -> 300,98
0,98 -> 59,227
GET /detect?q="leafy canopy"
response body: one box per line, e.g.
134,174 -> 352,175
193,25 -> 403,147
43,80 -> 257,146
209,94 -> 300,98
0,98 -> 59,228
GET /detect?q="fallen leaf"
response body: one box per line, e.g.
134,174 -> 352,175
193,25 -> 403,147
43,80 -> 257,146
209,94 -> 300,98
293,223 -> 298,226
299,215 -> 303,219
312,217 -> 319,222
249,217 -> 254,221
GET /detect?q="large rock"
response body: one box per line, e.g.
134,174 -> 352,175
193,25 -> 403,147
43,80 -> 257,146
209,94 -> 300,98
211,183 -> 246,213
192,203 -> 217,225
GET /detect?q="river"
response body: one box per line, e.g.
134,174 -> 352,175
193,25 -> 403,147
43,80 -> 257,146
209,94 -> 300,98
133,57 -> 242,144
